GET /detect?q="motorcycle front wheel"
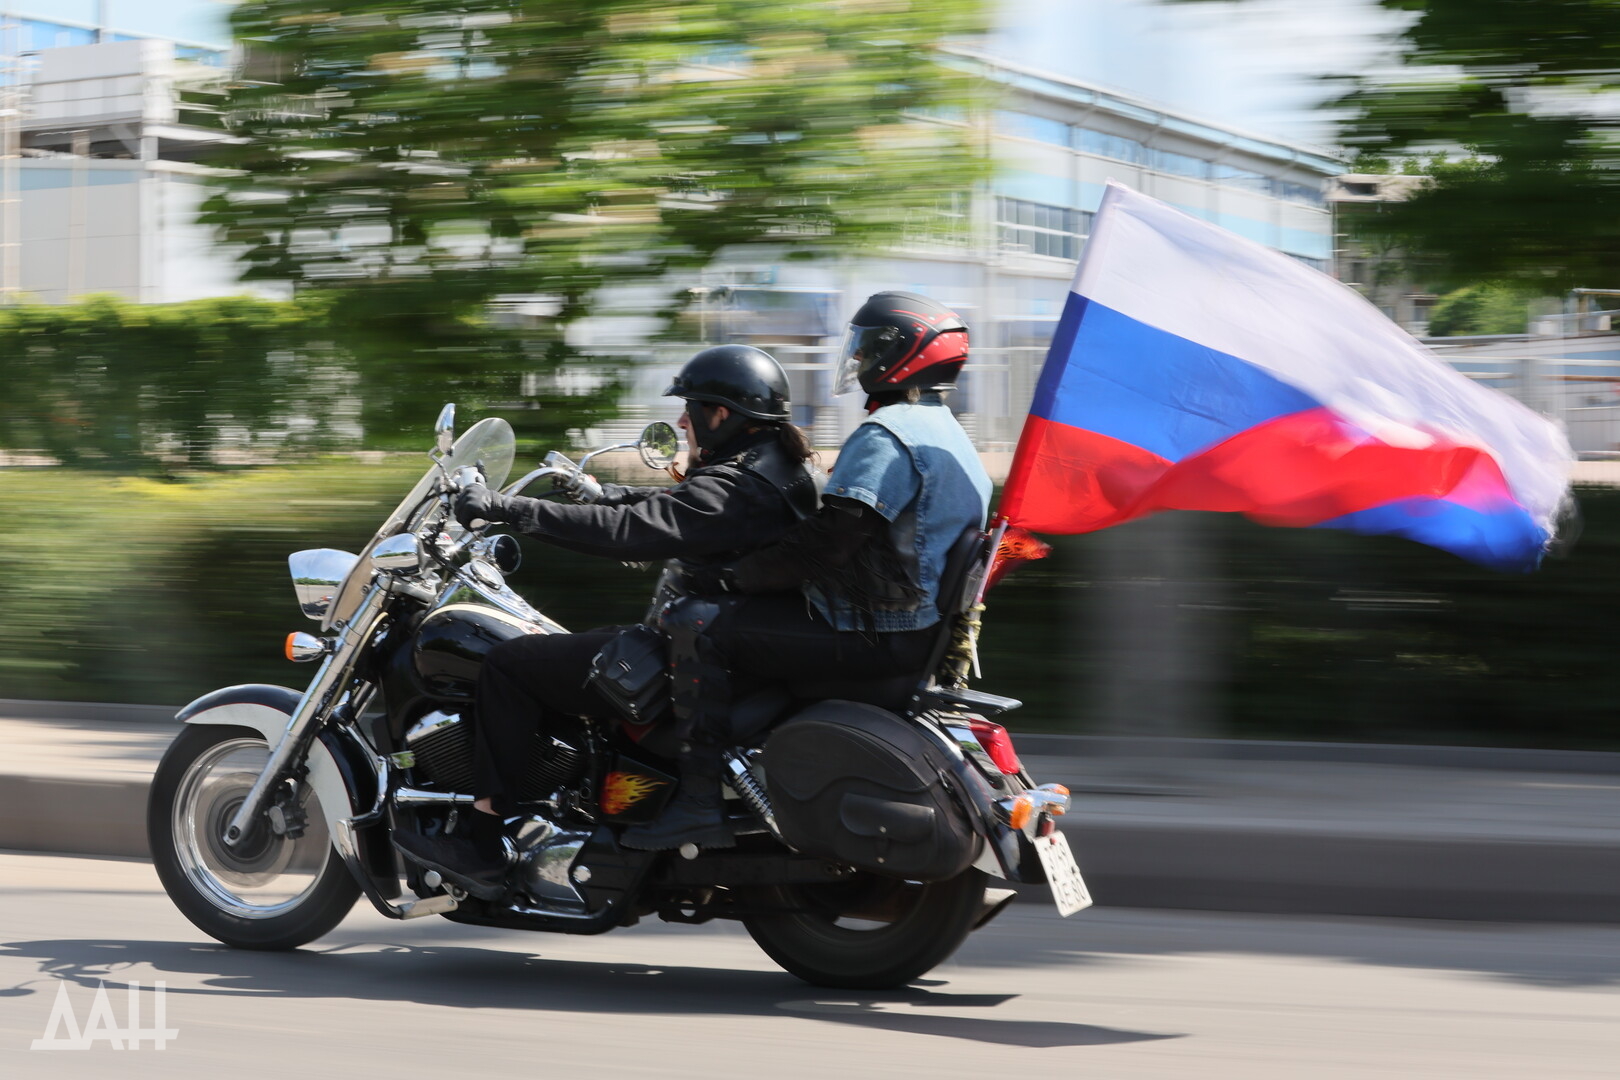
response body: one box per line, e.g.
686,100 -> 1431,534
148,724 -> 359,950
743,868 -> 988,989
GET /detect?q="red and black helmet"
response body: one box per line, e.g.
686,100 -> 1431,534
833,291 -> 969,397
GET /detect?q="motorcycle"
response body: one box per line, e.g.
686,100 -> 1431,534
148,405 -> 1090,989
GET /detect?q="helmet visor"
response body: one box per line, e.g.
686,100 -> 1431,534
833,324 -> 893,396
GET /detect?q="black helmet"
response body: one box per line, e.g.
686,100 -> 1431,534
663,344 -> 792,421
834,291 -> 969,397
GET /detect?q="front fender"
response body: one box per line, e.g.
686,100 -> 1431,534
177,684 -> 359,846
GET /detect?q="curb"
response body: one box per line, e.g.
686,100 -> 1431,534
1012,733 -> 1620,776
1,775 -> 151,859
8,698 -> 1618,774
6,767 -> 1618,924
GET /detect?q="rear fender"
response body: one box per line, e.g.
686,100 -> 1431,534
919,718 -> 1048,884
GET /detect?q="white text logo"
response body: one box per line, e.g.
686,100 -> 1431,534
31,980 -> 177,1050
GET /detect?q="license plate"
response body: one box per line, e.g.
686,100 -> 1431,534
1036,830 -> 1092,916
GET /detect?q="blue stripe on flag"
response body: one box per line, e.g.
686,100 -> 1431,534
1030,294 -> 1320,464
1313,499 -> 1547,573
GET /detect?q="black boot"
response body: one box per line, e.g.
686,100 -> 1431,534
393,810 -> 510,900
621,747 -> 735,851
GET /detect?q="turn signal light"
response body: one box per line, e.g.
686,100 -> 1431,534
1040,783 -> 1070,816
998,784 -> 1071,832
1004,794 -> 1034,830
284,632 -> 328,663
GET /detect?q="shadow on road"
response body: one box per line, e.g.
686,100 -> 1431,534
0,936 -> 1180,1050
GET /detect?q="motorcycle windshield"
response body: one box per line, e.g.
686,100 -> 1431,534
322,417 -> 516,631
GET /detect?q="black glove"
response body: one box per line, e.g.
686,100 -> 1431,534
454,482 -> 512,529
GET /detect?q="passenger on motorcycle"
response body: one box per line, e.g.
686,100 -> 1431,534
391,344 -> 818,898
620,291 -> 993,852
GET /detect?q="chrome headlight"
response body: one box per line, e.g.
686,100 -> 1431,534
288,548 -> 360,621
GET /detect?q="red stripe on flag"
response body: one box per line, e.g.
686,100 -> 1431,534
999,414 -> 1172,534
1000,408 -> 1518,535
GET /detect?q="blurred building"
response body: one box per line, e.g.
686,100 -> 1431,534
0,11 -> 238,303
589,52 -> 1343,448
1,19 -> 1342,448
1330,172 -> 1437,334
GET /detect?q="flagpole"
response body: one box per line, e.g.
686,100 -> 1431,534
975,517 -> 1008,608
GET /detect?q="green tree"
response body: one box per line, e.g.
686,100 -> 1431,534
1426,282 -> 1556,337
204,0 -> 989,445
1171,0 -> 1620,291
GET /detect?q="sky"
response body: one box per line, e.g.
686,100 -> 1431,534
19,0 -> 1406,144
989,0 -> 1407,145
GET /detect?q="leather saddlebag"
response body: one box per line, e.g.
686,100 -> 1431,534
587,625 -> 673,727
761,700 -> 980,882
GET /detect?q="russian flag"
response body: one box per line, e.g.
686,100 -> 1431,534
999,183 -> 1573,573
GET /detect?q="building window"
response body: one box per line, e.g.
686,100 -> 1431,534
1274,179 -> 1325,208
1076,128 -> 1147,165
23,19 -> 96,51
1211,163 -> 1270,194
1150,149 -> 1210,180
1287,254 -> 1328,273
995,111 -> 1072,148
997,197 -> 1091,260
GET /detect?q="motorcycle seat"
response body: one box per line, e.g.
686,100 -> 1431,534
785,674 -> 916,712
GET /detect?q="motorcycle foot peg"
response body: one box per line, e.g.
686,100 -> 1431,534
679,843 -> 700,861
423,870 -> 443,889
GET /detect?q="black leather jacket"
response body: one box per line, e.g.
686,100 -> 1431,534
494,428 -> 817,564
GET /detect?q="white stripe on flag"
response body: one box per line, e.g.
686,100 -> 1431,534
1072,182 -> 1572,532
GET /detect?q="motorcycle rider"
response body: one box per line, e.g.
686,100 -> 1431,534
618,291 -> 993,852
392,344 -> 818,898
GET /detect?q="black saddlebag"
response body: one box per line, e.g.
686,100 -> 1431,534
761,701 -> 979,882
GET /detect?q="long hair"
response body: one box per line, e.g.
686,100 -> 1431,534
774,420 -> 816,464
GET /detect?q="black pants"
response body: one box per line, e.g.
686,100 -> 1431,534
655,593 -> 936,779
471,596 -> 936,811
670,593 -> 935,683
471,625 -> 629,814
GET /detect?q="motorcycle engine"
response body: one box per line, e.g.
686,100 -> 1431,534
404,710 -> 584,801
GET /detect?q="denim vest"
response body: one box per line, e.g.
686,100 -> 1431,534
810,396 -> 992,632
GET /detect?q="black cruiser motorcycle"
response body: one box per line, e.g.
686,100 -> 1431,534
148,405 -> 1089,988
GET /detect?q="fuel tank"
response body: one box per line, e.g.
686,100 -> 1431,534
412,599 -> 557,699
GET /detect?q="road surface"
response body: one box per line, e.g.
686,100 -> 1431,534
0,850 -> 1616,1078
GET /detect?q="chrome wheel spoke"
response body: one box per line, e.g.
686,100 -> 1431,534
171,738 -> 332,919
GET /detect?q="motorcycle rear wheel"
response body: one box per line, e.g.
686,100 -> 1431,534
148,724 -> 359,950
743,868 -> 988,988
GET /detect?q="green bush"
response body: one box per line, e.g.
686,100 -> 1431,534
3,463 -> 1616,749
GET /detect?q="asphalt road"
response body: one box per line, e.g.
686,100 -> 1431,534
1,851 -> 1617,1079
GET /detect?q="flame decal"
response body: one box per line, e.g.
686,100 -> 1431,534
601,771 -> 668,816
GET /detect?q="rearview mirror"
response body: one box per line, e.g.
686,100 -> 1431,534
434,403 -> 456,456
370,533 -> 423,575
638,422 -> 680,470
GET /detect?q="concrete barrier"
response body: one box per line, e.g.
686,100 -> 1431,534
4,700 -> 1619,923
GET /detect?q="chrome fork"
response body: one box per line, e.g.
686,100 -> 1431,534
223,583 -> 389,849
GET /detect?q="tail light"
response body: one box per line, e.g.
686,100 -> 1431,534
968,718 -> 1022,775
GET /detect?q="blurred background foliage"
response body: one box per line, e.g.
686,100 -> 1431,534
1426,283 -> 1561,337
202,0 -> 990,446
1175,0 -> 1620,291
1,457 -> 1614,748
0,296 -> 341,472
